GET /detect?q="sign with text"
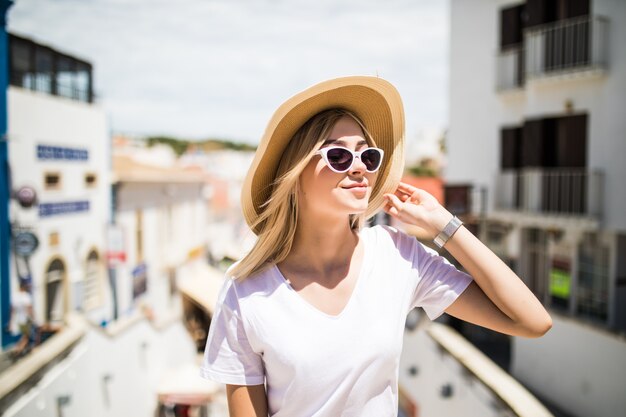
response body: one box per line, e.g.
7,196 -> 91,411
39,201 -> 90,217
37,144 -> 88,161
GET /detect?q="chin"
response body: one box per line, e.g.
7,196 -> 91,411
347,203 -> 369,214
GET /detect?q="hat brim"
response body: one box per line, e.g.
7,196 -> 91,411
242,76 -> 405,234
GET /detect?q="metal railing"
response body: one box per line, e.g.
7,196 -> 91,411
495,168 -> 603,218
497,45 -> 524,90
497,16 -> 609,90
525,15 -> 609,79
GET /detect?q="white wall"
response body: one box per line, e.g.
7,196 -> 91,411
400,323 -> 516,417
114,182 -> 207,321
2,319 -> 200,417
512,313 -> 626,417
7,87 -> 111,325
448,0 -> 502,215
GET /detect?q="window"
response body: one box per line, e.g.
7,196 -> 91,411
49,232 -> 59,247
8,34 -> 93,103
444,185 -> 472,215
10,37 -> 32,88
85,173 -> 97,188
549,254 -> 571,311
523,228 -> 549,303
56,55 -> 75,100
34,47 -> 54,94
500,4 -> 525,49
577,233 -> 609,322
502,115 -> 589,214
500,127 -> 523,170
44,172 -> 62,190
83,250 -> 102,310
45,258 -> 66,324
525,0 -> 589,28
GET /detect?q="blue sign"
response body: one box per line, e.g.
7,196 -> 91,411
37,145 -> 88,161
39,201 -> 90,217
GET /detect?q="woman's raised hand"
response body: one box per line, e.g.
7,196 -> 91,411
382,182 -> 454,239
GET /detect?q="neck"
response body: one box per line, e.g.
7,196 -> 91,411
286,212 -> 359,275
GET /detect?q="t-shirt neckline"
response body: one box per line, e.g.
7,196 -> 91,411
272,228 -> 371,320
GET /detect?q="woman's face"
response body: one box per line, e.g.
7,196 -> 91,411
298,115 -> 378,220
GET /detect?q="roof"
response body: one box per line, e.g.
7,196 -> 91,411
112,155 -> 207,184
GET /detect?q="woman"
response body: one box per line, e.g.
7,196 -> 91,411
200,76 -> 552,417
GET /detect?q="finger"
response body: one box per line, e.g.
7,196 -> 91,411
383,202 -> 399,217
384,193 -> 404,211
397,182 -> 420,194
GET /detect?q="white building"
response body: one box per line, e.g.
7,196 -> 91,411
447,1 -> 626,416
0,34 -> 219,417
111,152 -> 211,323
6,33 -> 111,332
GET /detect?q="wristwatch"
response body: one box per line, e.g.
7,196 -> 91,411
434,216 -> 463,249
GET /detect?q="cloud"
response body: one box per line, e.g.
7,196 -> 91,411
8,0 -> 449,143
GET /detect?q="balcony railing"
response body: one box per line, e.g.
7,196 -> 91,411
497,16 -> 609,90
525,15 -> 609,79
495,169 -> 603,218
497,45 -> 524,90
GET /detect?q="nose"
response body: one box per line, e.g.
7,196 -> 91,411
349,155 -> 368,175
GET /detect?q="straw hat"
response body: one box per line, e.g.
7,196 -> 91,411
242,76 -> 405,234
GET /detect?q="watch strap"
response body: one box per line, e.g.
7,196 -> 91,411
434,216 -> 463,248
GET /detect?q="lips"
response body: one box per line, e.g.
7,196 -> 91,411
342,183 -> 367,189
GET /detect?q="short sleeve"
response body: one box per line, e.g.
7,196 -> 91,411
411,240 -> 473,320
199,277 -> 265,385
379,225 -> 473,321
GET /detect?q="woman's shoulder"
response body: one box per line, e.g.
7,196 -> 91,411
224,262 -> 281,301
361,223 -> 411,246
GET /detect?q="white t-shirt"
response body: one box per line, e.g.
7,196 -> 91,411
200,225 -> 473,417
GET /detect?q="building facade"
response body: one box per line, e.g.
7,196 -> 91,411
447,1 -> 626,416
6,33 -> 111,332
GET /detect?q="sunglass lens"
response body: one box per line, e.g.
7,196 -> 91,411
326,148 -> 353,172
361,149 -> 382,171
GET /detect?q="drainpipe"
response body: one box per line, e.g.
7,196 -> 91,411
0,0 -> 13,349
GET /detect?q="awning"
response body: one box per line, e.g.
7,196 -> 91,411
178,264 -> 225,315
157,363 -> 221,405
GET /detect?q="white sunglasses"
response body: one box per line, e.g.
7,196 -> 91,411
315,146 -> 384,173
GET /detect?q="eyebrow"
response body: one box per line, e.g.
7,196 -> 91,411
322,139 -> 369,147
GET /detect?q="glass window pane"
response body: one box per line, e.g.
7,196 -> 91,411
577,233 -> 609,322
34,47 -> 53,94
56,56 -> 75,99
10,39 -> 33,88
75,62 -> 91,102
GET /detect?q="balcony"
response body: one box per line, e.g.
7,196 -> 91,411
497,15 -> 609,91
495,169 -> 603,221
497,45 -> 524,91
526,15 -> 609,80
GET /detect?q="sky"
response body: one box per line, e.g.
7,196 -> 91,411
7,0 -> 450,148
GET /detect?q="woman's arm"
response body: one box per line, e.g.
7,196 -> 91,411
226,384 -> 268,417
383,182 -> 552,338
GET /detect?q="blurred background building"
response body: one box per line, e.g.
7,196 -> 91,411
445,1 -> 626,416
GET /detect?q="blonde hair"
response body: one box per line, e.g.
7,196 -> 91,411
229,108 -> 376,280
